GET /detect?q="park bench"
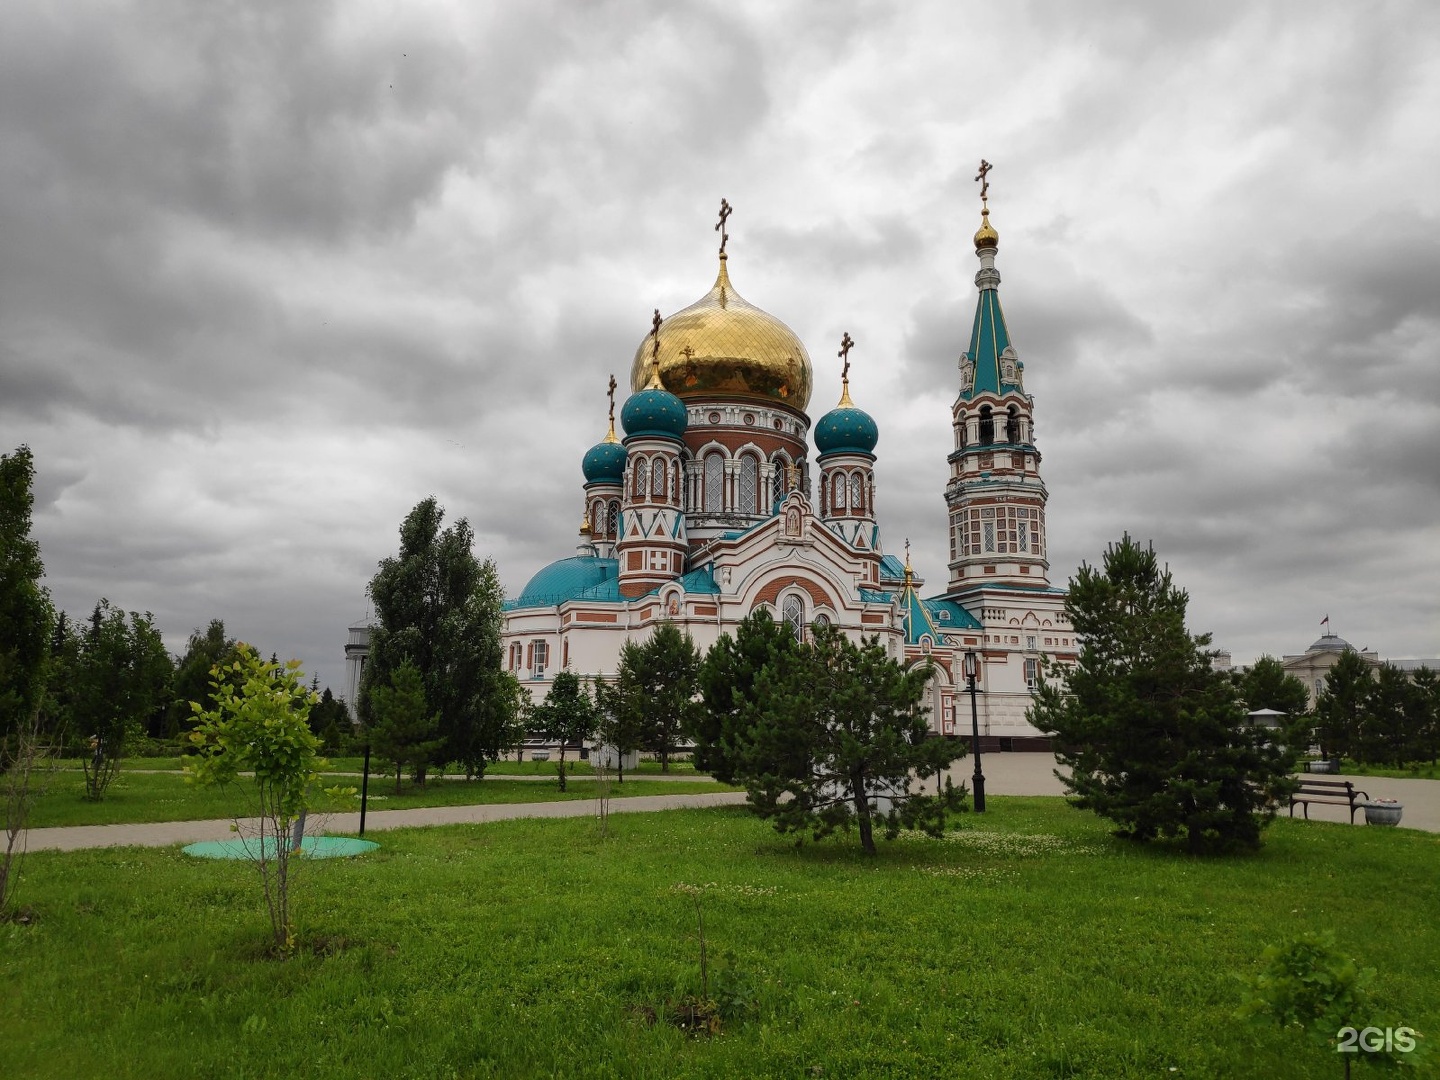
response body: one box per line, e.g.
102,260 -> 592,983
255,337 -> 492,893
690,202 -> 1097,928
1289,778 -> 1370,824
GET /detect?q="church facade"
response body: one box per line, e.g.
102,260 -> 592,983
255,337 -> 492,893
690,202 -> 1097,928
348,191 -> 1077,744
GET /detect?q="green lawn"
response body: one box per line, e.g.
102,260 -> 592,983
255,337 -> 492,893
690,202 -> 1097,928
54,755 -> 702,777
1336,760 -> 1440,781
26,770 -> 733,828
3,799 -> 1434,1078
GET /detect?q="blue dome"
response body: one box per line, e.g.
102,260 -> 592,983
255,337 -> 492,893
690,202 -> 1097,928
582,440 -> 627,484
621,387 -> 688,440
814,405 -> 879,456
512,556 -> 618,609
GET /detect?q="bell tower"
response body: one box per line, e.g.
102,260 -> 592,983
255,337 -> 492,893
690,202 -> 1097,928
944,166 -> 1050,592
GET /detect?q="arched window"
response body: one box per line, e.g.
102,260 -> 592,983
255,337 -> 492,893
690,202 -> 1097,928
651,458 -> 666,501
703,453 -> 724,512
958,413 -> 968,449
771,455 -> 789,509
849,473 -> 864,512
590,499 -> 602,533
606,501 -> 620,537
634,457 -> 648,499
738,454 -> 759,514
834,473 -> 847,510
1006,407 -> 1021,445
782,594 -> 804,641
979,406 -> 994,445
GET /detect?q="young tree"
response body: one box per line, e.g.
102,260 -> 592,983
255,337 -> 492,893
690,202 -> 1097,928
1,445 -> 56,915
1362,663 -> 1427,767
186,650 -> 323,955
695,609 -> 800,783
1313,650 -> 1373,763
71,600 -> 173,799
732,623 -> 966,856
368,659 -> 443,792
531,669 -> 597,792
605,623 -> 700,773
1028,535 -> 1297,854
360,498 -> 516,779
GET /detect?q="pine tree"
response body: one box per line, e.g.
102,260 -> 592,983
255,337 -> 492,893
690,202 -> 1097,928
1028,534 -> 1297,853
531,670 -> 596,792
368,659 -> 443,792
695,608 -> 800,783
1410,666 -> 1440,766
728,623 -> 965,856
1238,655 -> 1313,752
1313,650 -> 1373,763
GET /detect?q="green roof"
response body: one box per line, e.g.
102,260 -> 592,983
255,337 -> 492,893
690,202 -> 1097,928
961,285 -> 1019,401
677,567 -> 719,594
506,556 -> 618,610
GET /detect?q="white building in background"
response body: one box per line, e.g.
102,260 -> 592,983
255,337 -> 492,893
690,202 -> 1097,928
347,190 -> 1075,746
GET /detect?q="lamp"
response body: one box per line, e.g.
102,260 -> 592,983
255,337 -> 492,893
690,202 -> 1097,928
964,648 -> 986,812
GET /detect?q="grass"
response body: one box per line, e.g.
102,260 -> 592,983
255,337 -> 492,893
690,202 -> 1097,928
25,771 -> 734,829
53,755 -> 703,777
1336,760 -> 1440,781
3,799 -> 1436,1078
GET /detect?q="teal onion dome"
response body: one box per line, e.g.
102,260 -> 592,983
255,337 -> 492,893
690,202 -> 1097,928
582,439 -> 627,484
814,403 -> 879,456
620,387 -> 688,440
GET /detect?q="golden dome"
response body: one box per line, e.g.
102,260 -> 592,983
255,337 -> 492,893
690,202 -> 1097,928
974,207 -> 999,251
629,255 -> 812,411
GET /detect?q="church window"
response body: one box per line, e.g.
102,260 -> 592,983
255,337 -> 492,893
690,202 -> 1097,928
958,413 -> 968,449
979,406 -> 994,445
834,474 -> 847,510
813,612 -> 831,628
532,640 -> 549,678
1025,657 -> 1039,690
771,454 -> 790,508
782,594 -> 804,641
590,499 -> 603,534
849,473 -> 864,512
634,457 -> 648,499
607,501 -> 620,537
1018,519 -> 1029,552
652,458 -> 666,500
983,521 -> 995,552
738,454 -> 759,514
704,453 -> 724,512
1006,408 -> 1021,445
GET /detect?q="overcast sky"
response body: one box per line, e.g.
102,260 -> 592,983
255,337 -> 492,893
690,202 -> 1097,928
3,0 -> 1437,696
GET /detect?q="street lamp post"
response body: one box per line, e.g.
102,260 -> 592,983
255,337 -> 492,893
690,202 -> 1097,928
964,649 -> 986,812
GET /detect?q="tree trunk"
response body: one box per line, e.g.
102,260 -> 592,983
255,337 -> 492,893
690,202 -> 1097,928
851,775 -> 876,856
558,746 -> 567,793
395,764 -> 401,794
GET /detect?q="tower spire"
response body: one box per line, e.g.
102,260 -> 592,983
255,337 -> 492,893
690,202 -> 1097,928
837,331 -> 855,407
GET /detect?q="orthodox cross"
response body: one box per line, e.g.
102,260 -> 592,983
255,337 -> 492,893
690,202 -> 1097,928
904,538 -> 911,567
975,159 -> 992,204
606,374 -> 617,426
785,462 -> 801,492
645,309 -> 663,386
715,197 -> 732,255
838,331 -> 855,382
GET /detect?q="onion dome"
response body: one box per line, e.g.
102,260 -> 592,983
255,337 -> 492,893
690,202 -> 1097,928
581,423 -> 627,484
974,206 -> 999,251
814,382 -> 879,456
628,255 -> 812,411
621,360 -> 688,439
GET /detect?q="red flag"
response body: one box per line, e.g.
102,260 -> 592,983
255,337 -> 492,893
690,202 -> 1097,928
1321,614 -> 1330,628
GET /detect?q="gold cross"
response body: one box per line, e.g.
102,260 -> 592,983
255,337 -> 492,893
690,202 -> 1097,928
838,332 -> 854,382
785,462 -> 801,491
715,198 -> 732,255
975,159 -> 992,203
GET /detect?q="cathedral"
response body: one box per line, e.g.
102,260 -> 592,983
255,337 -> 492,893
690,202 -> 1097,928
347,182 -> 1077,745
494,180 -> 1076,745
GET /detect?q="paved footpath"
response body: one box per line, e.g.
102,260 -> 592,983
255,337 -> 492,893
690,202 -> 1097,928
23,756 -> 1440,853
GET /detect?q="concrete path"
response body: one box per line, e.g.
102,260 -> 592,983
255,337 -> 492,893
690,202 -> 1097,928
20,791 -> 749,853
947,752 -> 1440,832
22,756 -> 1439,853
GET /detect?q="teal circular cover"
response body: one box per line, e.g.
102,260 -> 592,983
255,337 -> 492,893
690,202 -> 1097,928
514,554 -> 617,607
183,836 -> 379,860
620,387 -> 688,440
582,439 -> 627,484
814,405 -> 879,456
